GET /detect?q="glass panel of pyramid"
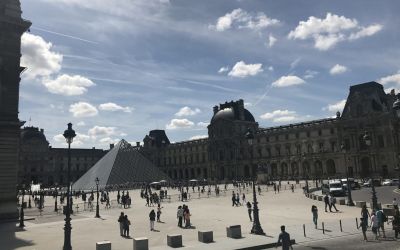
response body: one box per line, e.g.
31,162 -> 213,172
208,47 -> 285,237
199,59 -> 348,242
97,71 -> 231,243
72,139 -> 171,190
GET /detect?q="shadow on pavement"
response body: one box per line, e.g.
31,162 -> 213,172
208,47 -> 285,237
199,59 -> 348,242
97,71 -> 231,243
0,222 -> 35,250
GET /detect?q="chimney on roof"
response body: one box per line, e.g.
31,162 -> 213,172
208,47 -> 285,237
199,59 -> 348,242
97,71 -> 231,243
92,147 -> 95,150
391,89 -> 395,96
336,111 -> 341,118
136,142 -> 140,147
40,128 -> 44,134
110,144 -> 114,149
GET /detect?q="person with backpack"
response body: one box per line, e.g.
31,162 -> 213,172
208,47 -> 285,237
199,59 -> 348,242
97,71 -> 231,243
177,206 -> 183,227
376,208 -> 387,238
123,215 -> 131,237
311,205 -> 318,229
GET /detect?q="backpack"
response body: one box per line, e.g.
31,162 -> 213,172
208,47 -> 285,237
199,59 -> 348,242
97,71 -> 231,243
382,212 -> 388,222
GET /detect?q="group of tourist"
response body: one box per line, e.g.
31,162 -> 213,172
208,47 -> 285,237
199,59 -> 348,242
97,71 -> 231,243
323,193 -> 339,212
176,204 -> 191,228
117,190 -> 132,208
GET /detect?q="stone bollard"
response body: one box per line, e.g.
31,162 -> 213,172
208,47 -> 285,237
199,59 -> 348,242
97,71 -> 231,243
338,199 -> 345,205
355,201 -> 366,208
226,225 -> 242,239
167,234 -> 183,248
133,237 -> 148,250
313,195 -> 317,200
317,196 -> 323,201
96,241 -> 111,250
198,230 -> 213,243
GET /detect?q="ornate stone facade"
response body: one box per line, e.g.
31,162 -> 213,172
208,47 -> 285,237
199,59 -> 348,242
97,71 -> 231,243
142,81 -> 400,182
18,126 -> 106,187
0,0 -> 31,220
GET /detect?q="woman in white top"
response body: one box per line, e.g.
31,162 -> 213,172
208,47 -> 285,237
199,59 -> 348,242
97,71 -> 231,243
371,211 -> 379,240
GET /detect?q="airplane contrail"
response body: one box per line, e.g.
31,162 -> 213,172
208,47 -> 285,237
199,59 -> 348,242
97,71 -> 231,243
31,26 -> 99,44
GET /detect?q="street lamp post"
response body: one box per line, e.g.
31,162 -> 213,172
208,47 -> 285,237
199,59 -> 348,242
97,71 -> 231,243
19,184 -> 25,228
340,144 -> 354,206
302,153 -> 309,193
95,177 -> 100,218
392,97 -> 400,189
63,123 -> 76,250
55,184 -> 58,212
363,131 -> 378,211
245,128 -> 265,235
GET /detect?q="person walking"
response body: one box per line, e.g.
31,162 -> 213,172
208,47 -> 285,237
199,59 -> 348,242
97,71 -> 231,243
236,193 -> 241,206
371,211 -> 379,240
291,184 -> 294,193
329,195 -> 339,212
376,208 -> 386,238
177,206 -> 183,227
361,205 -> 371,227
149,209 -> 156,231
184,206 -> 191,228
232,192 -> 236,207
242,193 -> 246,204
276,225 -> 293,250
393,198 -> 399,209
324,194 -> 331,212
157,203 -> 163,222
118,212 -> 125,236
392,209 -> 400,239
123,215 -> 131,237
274,183 -> 277,194
246,201 -> 252,222
359,217 -> 368,241
311,205 -> 318,229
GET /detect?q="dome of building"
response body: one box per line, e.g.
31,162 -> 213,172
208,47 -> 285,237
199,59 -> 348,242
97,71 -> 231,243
20,127 -> 47,143
211,107 -> 255,123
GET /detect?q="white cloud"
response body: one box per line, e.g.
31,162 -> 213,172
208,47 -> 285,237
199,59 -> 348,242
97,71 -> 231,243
88,126 -> 116,138
349,24 -> 383,40
189,135 -> 208,140
211,8 -> 279,31
218,66 -> 229,74
260,110 -> 296,120
268,34 -> 277,47
324,99 -> 346,112
268,66 -> 274,71
166,119 -> 194,129
175,106 -> 201,117
77,121 -> 86,126
260,109 -> 312,123
244,102 -> 252,107
329,64 -> 348,75
99,137 -> 120,145
197,122 -> 209,128
304,70 -> 318,79
53,132 -> 91,146
288,13 -> 382,50
228,61 -> 263,78
21,33 -> 63,79
99,102 -> 132,113
69,102 -> 98,117
379,72 -> 400,85
43,74 -> 95,96
272,75 -> 305,87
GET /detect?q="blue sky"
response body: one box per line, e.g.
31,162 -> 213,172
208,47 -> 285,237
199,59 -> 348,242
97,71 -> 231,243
19,0 -> 400,149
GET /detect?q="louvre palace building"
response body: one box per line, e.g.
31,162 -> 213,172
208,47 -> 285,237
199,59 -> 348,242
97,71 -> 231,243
141,81 -> 400,182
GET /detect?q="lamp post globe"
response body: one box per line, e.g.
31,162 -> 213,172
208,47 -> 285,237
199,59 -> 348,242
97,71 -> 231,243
63,123 -> 76,250
245,128 -> 265,235
95,177 -> 100,218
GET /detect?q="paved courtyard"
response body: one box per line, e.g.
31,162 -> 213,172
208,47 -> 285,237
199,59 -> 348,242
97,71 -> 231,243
2,183 -> 399,250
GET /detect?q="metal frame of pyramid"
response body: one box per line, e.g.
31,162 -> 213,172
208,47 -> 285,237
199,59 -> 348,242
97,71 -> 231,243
72,139 -> 171,191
